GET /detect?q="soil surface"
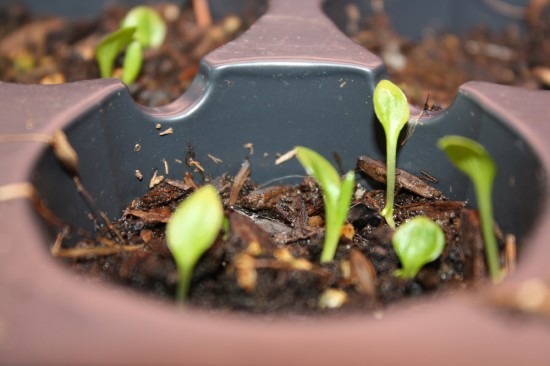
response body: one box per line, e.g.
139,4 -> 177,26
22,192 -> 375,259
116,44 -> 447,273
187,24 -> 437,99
0,2 -> 261,106
347,1 -> 550,107
53,156 -> 501,315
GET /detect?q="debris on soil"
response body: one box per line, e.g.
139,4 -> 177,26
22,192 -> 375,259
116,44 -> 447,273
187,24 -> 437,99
52,156 -> 503,315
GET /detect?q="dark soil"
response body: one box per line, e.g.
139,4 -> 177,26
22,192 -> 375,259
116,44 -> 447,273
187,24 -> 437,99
0,2 -> 260,106
347,1 -> 550,106
54,157 -> 500,315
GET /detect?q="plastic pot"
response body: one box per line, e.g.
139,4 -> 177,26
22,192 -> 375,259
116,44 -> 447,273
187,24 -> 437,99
1,0 -> 549,365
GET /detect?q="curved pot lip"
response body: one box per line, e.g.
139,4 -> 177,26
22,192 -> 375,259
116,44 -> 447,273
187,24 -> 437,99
2,198 -> 550,366
1,0 -> 550,365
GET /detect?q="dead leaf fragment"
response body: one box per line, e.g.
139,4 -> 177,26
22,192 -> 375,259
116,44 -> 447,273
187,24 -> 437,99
350,249 -> 377,297
229,160 -> 250,206
357,156 -> 443,199
149,170 -> 165,188
51,129 -> 79,176
208,153 -> 223,164
159,127 -> 174,136
52,244 -> 143,258
234,253 -> 257,292
126,207 -> 172,223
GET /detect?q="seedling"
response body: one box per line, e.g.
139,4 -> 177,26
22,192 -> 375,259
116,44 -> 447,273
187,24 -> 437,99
166,185 -> 224,302
393,216 -> 445,279
438,135 -> 501,282
293,146 -> 355,263
373,79 -> 410,229
96,6 -> 166,84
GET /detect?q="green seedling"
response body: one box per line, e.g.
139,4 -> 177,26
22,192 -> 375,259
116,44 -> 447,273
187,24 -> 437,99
166,185 -> 224,302
96,6 -> 166,84
373,79 -> 410,229
293,146 -> 355,263
393,216 -> 445,279
438,135 -> 501,282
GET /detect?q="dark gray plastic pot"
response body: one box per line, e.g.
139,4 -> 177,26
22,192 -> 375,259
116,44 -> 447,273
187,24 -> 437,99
1,0 -> 549,365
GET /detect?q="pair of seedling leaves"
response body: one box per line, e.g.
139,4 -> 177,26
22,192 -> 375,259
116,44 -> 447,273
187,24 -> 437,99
96,6 -> 166,85
166,80 -> 500,302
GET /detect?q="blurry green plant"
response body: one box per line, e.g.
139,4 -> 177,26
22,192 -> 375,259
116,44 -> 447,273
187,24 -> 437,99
438,135 -> 501,282
293,146 -> 355,263
96,6 -> 166,84
166,185 -> 224,302
373,79 -> 410,229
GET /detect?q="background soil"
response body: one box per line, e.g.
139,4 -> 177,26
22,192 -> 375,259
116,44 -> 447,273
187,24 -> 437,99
347,0 -> 550,106
0,2 -> 261,106
53,158 -> 498,315
1,1 -> 548,107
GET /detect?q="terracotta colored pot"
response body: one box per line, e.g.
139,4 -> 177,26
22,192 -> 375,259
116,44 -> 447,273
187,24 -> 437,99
1,1 -> 549,365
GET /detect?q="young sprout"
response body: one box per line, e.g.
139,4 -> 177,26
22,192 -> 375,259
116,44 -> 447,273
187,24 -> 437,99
438,135 -> 501,282
293,146 -> 355,263
166,185 -> 224,302
393,216 -> 445,279
96,6 -> 166,84
373,79 -> 410,229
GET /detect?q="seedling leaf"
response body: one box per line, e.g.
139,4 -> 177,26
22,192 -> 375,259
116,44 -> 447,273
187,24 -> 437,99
121,5 -> 167,48
294,146 -> 355,263
373,80 -> 410,228
96,6 -> 166,84
121,40 -> 143,84
96,27 -> 136,79
437,135 -> 501,282
393,216 -> 445,279
295,147 -> 342,202
166,185 -> 224,302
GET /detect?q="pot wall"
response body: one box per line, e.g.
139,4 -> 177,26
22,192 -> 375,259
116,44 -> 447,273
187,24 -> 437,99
1,1 -> 549,365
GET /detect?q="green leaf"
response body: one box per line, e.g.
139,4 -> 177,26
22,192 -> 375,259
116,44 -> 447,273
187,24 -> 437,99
373,80 -> 410,228
438,135 -> 501,282
295,146 -> 342,205
121,5 -> 166,48
373,80 -> 410,138
166,185 -> 224,302
336,171 -> 356,230
294,146 -> 355,263
95,27 -> 136,78
393,216 -> 445,279
437,136 -> 496,184
121,40 -> 142,84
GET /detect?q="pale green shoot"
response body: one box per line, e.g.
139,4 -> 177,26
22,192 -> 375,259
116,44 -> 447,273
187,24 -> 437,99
373,79 -> 410,229
294,146 -> 355,263
437,135 -> 501,282
166,185 -> 224,302
393,216 -> 445,279
96,6 -> 166,84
